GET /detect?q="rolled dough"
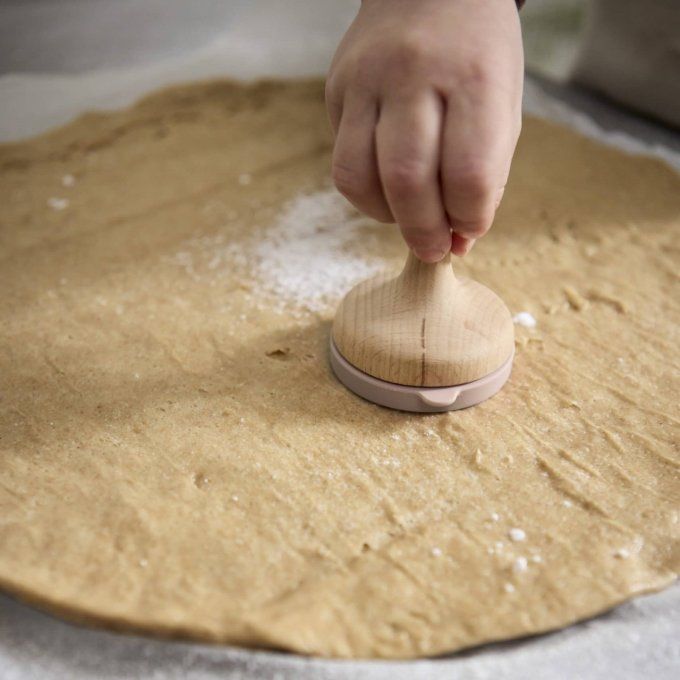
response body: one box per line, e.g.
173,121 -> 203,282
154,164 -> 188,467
0,79 -> 678,659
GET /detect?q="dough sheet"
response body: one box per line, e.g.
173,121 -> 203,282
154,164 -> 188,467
0,79 -> 678,658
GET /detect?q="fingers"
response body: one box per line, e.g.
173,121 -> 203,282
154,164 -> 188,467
329,82 -> 520,260
375,91 -> 451,263
451,232 -> 474,257
331,92 -> 393,223
441,90 -> 520,242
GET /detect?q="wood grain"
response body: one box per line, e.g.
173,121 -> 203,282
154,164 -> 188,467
332,252 -> 514,387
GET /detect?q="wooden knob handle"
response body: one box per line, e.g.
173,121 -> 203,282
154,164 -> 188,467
395,250 -> 459,303
332,251 -> 514,387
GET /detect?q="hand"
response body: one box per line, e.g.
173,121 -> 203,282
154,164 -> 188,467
326,0 -> 523,261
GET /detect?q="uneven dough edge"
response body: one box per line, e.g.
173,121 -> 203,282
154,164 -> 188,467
0,556 -> 675,659
1,78 -> 679,659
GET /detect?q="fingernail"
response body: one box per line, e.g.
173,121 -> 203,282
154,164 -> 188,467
450,234 -> 475,257
413,248 -> 447,263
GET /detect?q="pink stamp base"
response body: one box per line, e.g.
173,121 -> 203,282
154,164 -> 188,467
330,339 -> 514,413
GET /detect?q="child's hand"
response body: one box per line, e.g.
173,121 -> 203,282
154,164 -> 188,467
326,0 -> 523,261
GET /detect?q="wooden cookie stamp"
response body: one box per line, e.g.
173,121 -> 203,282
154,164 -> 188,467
331,251 -> 514,412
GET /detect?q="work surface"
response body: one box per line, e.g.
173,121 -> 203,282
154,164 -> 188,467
1,1 -> 678,678
1,587 -> 678,680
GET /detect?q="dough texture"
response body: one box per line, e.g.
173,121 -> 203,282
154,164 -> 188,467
0,80 -> 678,659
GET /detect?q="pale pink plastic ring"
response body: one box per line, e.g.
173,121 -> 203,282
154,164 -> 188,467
330,338 -> 514,413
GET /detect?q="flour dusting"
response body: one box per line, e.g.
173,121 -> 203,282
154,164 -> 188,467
47,197 -> 69,211
513,557 -> 529,574
253,189 -> 383,313
513,312 -> 537,328
165,189 -> 383,314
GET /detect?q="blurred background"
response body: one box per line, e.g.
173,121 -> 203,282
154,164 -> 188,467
2,0 -> 676,154
0,0 -> 586,78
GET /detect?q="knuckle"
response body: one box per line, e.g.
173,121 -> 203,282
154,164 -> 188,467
332,160 -> 368,202
328,50 -> 379,98
447,161 -> 496,200
457,60 -> 497,92
443,60 -> 508,107
367,205 -> 394,224
332,160 -> 393,222
392,34 -> 432,73
348,52 -> 381,92
382,158 -> 429,195
340,34 -> 432,92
